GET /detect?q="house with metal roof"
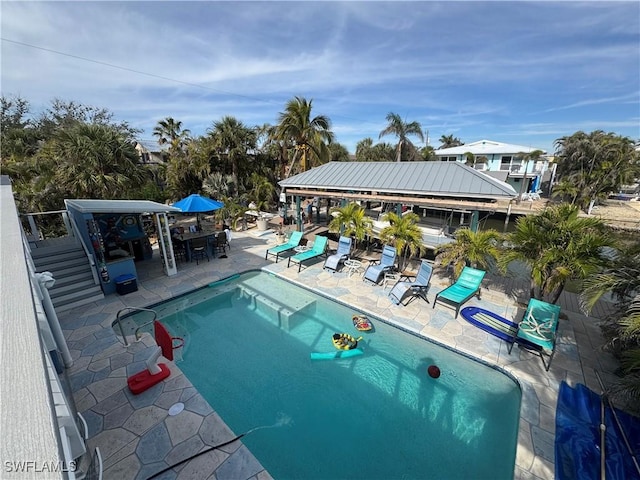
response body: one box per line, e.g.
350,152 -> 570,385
434,140 -> 552,195
279,161 -> 518,235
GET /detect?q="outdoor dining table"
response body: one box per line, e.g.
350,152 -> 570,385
175,230 -> 220,262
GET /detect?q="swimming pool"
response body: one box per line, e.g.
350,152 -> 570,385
124,271 -> 521,479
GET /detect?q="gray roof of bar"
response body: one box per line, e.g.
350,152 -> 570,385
279,161 -> 517,199
64,199 -> 181,213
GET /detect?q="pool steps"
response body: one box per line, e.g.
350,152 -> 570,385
112,278 -> 317,341
237,284 -> 316,331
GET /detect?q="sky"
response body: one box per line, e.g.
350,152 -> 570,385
2,1 -> 639,155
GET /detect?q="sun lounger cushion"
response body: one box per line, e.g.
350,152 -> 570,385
288,236 -> 328,272
433,266 -> 485,317
265,231 -> 303,262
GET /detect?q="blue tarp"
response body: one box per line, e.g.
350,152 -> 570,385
555,381 -> 640,480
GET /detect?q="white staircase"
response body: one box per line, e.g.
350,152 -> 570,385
31,239 -> 104,312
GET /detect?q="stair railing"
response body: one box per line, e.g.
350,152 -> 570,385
69,215 -> 100,285
115,307 -> 157,346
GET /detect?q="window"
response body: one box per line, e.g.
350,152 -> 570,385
500,156 -> 512,170
440,156 -> 457,162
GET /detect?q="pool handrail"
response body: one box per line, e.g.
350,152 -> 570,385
115,307 -> 157,346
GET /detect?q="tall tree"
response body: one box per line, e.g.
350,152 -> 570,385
554,131 -> 640,213
153,117 -> 191,152
329,142 -> 350,162
355,138 -> 395,162
273,96 -> 334,177
378,112 -> 424,162
50,123 -> 147,199
379,211 -> 425,271
208,116 -> 256,190
438,135 -> 463,149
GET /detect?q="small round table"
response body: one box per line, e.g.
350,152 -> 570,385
294,245 -> 310,253
343,259 -> 363,277
383,271 -> 400,291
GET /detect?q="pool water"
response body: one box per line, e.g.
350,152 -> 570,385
131,271 -> 520,479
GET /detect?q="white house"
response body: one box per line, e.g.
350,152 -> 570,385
434,140 -> 551,196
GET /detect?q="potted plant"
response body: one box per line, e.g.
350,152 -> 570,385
256,215 -> 269,231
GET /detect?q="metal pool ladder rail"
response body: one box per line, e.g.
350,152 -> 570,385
115,307 -> 157,346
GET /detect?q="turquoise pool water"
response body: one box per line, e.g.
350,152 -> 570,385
132,271 -> 521,479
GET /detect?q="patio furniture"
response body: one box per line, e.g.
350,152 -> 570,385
190,237 -> 209,265
388,261 -> 433,305
508,298 -> 561,371
382,271 -> 400,292
210,231 -> 227,256
363,245 -> 397,284
265,231 -> 303,263
433,266 -> 485,318
287,236 -> 328,272
323,236 -> 352,272
343,259 -> 363,277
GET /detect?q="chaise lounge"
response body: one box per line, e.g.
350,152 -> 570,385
323,236 -> 352,272
363,245 -> 396,284
388,260 -> 433,305
433,266 -> 485,318
265,231 -> 303,263
508,297 -> 561,371
288,236 -> 328,272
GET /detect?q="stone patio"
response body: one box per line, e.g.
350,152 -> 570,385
58,227 -> 620,480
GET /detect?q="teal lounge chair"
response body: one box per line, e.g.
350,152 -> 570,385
433,266 -> 485,318
287,236 -> 328,272
265,231 -> 303,263
508,298 -> 561,371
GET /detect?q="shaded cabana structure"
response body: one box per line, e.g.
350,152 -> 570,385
278,161 -> 519,246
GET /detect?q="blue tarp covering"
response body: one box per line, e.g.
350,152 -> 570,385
555,381 -> 640,480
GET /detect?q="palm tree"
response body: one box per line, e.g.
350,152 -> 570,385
439,135 -> 463,149
273,96 -> 334,177
153,117 -> 191,152
436,228 -> 502,279
378,113 -> 424,162
581,243 -> 640,411
247,172 -> 275,211
52,123 -> 146,199
328,202 -> 372,249
379,212 -> 425,270
208,116 -> 256,190
499,203 -> 614,303
554,131 -> 640,213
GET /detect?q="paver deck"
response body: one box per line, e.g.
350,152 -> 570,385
58,227 -> 620,480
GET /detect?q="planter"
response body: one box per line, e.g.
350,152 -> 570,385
256,218 -> 269,231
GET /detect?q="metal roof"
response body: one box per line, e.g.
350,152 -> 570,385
64,199 -> 181,214
434,139 -> 546,156
279,161 -> 517,200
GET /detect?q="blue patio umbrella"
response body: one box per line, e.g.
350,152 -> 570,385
173,194 -> 224,213
172,194 -> 224,229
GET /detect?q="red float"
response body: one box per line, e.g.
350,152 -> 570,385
127,364 -> 170,394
